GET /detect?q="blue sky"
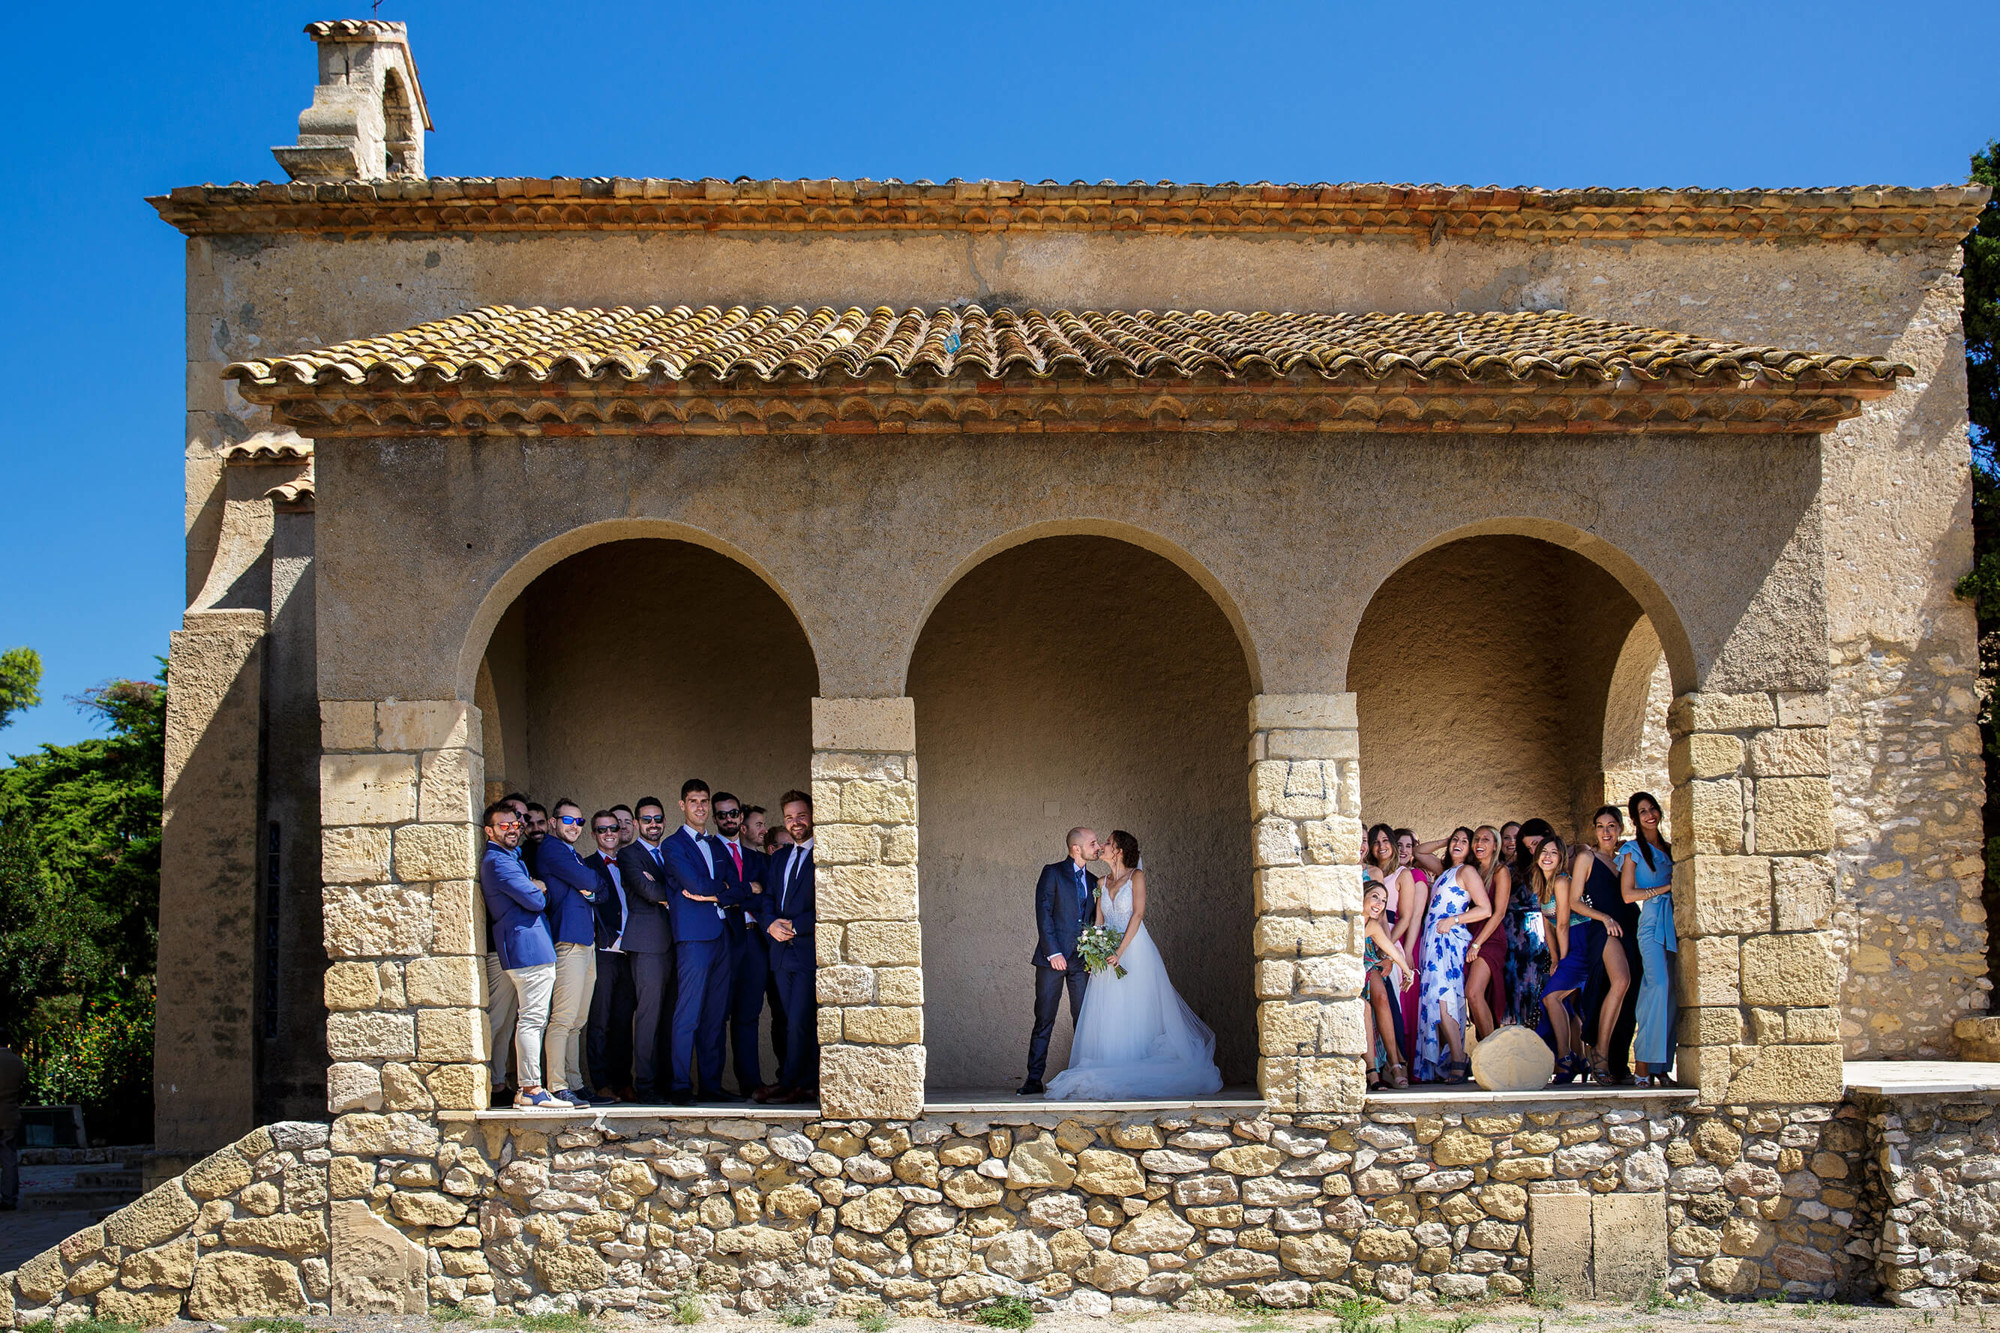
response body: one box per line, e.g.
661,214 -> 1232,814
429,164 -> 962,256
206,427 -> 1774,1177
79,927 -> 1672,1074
1,0 -> 1996,754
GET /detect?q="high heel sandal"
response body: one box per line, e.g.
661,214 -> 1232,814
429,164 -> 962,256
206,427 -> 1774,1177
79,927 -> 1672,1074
1442,1058 -> 1471,1085
1390,1062 -> 1409,1089
1588,1053 -> 1618,1086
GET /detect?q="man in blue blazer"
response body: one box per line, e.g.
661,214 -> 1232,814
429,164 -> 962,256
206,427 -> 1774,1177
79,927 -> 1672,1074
662,779 -> 748,1102
711,792 -> 776,1098
755,789 -> 818,1104
478,802 -> 560,1109
536,799 -> 601,1108
614,798 -> 679,1102
1020,826 -> 1102,1095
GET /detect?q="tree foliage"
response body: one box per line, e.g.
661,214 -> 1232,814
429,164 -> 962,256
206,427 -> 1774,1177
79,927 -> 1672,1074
0,645 -> 42,731
1960,143 -> 2000,995
0,666 -> 164,1135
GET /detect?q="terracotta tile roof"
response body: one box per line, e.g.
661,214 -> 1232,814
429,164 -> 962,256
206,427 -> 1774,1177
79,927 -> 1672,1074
218,440 -> 312,462
227,303 -> 1907,392
149,179 -> 1989,244
227,304 -> 1904,439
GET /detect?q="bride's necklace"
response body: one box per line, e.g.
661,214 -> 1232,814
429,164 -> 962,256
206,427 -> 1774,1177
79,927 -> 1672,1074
1108,868 -> 1135,892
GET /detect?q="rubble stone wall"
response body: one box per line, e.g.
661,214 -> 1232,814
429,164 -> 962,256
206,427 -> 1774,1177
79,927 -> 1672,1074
7,1094 -> 1966,1327
1857,1093 -> 2000,1306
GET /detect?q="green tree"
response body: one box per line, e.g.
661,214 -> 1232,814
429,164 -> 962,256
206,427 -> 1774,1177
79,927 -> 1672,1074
0,645 -> 42,730
0,668 -> 164,1136
1960,142 -> 2000,995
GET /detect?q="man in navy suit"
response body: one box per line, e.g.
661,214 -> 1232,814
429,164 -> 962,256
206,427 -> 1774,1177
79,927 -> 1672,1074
711,792 -> 776,1098
663,779 -> 747,1102
537,799 -> 601,1108
581,811 -> 633,1101
1020,826 -> 1102,1095
755,790 -> 818,1104
615,798 -> 678,1102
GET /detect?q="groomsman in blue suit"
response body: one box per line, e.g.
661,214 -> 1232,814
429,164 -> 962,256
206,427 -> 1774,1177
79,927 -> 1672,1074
663,779 -> 747,1102
614,799 -> 678,1103
1020,826 -> 1101,1095
755,790 -> 818,1104
710,792 -> 776,1099
478,802 -> 560,1110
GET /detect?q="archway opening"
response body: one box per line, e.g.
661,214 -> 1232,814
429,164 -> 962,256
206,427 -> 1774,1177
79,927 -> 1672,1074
472,536 -> 819,1095
1350,533 -> 1672,841
908,535 -> 1256,1093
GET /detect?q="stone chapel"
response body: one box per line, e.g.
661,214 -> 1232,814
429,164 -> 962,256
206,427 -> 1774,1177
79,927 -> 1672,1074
7,16 -> 1999,1323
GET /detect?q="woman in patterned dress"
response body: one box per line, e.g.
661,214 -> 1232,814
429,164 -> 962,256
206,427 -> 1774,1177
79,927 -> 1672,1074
1504,817 -> 1557,1034
1413,827 -> 1491,1083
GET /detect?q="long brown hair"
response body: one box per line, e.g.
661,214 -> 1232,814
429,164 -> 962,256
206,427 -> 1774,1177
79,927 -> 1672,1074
1532,835 -> 1570,904
1440,826 -> 1478,871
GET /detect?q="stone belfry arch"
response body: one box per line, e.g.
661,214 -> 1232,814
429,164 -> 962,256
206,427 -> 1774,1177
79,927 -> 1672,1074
272,20 -> 431,182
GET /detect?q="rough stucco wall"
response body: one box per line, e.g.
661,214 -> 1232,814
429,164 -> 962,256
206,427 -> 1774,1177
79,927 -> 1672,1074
1820,270 -> 1989,1056
1349,535 -> 1644,843
907,537 -> 1254,1088
509,539 -> 816,820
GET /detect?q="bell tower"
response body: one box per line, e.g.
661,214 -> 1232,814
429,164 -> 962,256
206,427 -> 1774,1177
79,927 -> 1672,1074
271,20 -> 430,181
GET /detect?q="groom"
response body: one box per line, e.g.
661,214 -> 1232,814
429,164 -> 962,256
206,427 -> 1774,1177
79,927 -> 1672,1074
1019,827 -> 1101,1095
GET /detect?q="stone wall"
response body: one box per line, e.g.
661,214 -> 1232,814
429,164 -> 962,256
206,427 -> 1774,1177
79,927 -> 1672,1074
6,1095 -> 1940,1326
1856,1093 -> 2000,1306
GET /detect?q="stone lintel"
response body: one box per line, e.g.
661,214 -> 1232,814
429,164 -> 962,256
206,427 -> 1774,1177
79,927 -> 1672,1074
812,696 -> 917,753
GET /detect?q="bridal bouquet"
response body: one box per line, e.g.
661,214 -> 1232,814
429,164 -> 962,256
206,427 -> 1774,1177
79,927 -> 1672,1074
1076,925 -> 1127,978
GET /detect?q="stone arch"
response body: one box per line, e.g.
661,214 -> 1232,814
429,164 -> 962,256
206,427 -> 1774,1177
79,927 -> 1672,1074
901,518 -> 1264,695
381,67 -> 416,175
1350,515 -> 1697,697
1600,616 -> 1675,824
906,534 -> 1257,1090
1347,520 -> 1689,842
454,517 -> 821,704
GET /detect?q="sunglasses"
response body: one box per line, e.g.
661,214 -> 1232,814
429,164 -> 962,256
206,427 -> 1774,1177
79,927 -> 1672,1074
558,814 -> 584,826
638,815 -> 665,824
715,808 -> 741,819
592,824 -> 618,834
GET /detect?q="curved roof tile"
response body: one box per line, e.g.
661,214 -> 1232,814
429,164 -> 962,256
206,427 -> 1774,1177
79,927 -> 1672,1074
226,304 -> 1908,392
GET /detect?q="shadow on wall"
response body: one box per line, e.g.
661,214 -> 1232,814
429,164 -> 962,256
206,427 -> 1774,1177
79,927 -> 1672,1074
477,537 -> 818,834
1351,534 -> 1667,844
909,536 -> 1255,1089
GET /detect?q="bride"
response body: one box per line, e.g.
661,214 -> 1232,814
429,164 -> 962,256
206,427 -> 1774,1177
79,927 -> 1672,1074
1046,830 -> 1224,1100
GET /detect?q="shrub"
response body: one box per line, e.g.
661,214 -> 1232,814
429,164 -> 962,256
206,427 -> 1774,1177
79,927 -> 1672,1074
975,1297 -> 1034,1330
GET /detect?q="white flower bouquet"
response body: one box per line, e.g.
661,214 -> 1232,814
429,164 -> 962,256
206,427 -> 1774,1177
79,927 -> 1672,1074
1077,924 -> 1127,978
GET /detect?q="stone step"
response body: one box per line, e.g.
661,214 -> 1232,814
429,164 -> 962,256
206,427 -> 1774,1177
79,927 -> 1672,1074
1955,1015 -> 2000,1060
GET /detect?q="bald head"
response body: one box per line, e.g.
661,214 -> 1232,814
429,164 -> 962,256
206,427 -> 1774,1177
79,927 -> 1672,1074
1066,827 -> 1101,864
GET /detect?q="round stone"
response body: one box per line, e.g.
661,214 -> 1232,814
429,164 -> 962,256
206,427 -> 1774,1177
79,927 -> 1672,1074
1469,1023 -> 1555,1092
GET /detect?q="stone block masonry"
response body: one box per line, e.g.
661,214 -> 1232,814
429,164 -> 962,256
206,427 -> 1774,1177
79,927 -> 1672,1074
1250,694 -> 1367,1113
318,700 -> 491,1118
812,698 -> 925,1120
1668,691 -> 1844,1107
6,1095 -> 1936,1324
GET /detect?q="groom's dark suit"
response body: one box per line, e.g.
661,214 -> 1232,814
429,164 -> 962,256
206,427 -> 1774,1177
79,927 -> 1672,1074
1026,857 -> 1097,1084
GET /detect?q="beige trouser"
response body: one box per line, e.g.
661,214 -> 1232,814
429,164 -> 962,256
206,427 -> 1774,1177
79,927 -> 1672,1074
485,952 -> 517,1089
505,962 -> 557,1090
545,942 -> 597,1093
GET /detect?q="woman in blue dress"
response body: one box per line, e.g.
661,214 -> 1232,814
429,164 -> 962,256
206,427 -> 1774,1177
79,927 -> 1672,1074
1619,791 -> 1677,1087
1413,827 -> 1491,1084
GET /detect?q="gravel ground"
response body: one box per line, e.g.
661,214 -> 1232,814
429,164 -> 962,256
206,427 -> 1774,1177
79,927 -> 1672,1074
130,1298 -> 1999,1333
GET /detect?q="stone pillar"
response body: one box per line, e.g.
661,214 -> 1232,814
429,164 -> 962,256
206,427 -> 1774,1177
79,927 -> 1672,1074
157,607 -> 267,1156
318,700 -> 489,1126
811,697 -> 925,1119
1670,690 -> 1841,1105
1248,694 -> 1367,1112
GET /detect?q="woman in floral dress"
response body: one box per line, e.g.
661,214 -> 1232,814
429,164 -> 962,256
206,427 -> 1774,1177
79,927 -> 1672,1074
1413,827 -> 1491,1083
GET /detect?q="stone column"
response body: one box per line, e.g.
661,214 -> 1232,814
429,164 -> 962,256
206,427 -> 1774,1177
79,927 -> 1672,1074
1670,690 -> 1841,1105
811,697 -> 925,1119
157,607 -> 266,1157
318,700 -> 489,1127
1248,694 -> 1367,1112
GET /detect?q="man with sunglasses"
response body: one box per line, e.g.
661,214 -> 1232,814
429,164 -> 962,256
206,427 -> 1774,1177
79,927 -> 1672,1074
712,792 -> 775,1099
583,811 -> 635,1101
662,779 -> 747,1103
615,798 -> 678,1102
537,799 -> 600,1108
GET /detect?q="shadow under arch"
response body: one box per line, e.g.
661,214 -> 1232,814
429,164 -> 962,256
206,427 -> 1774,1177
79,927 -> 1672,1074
1349,516 -> 1698,697
899,519 -> 1264,695
454,517 -> 822,702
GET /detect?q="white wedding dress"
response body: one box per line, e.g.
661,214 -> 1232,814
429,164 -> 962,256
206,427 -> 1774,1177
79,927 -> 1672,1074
1045,872 -> 1224,1100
